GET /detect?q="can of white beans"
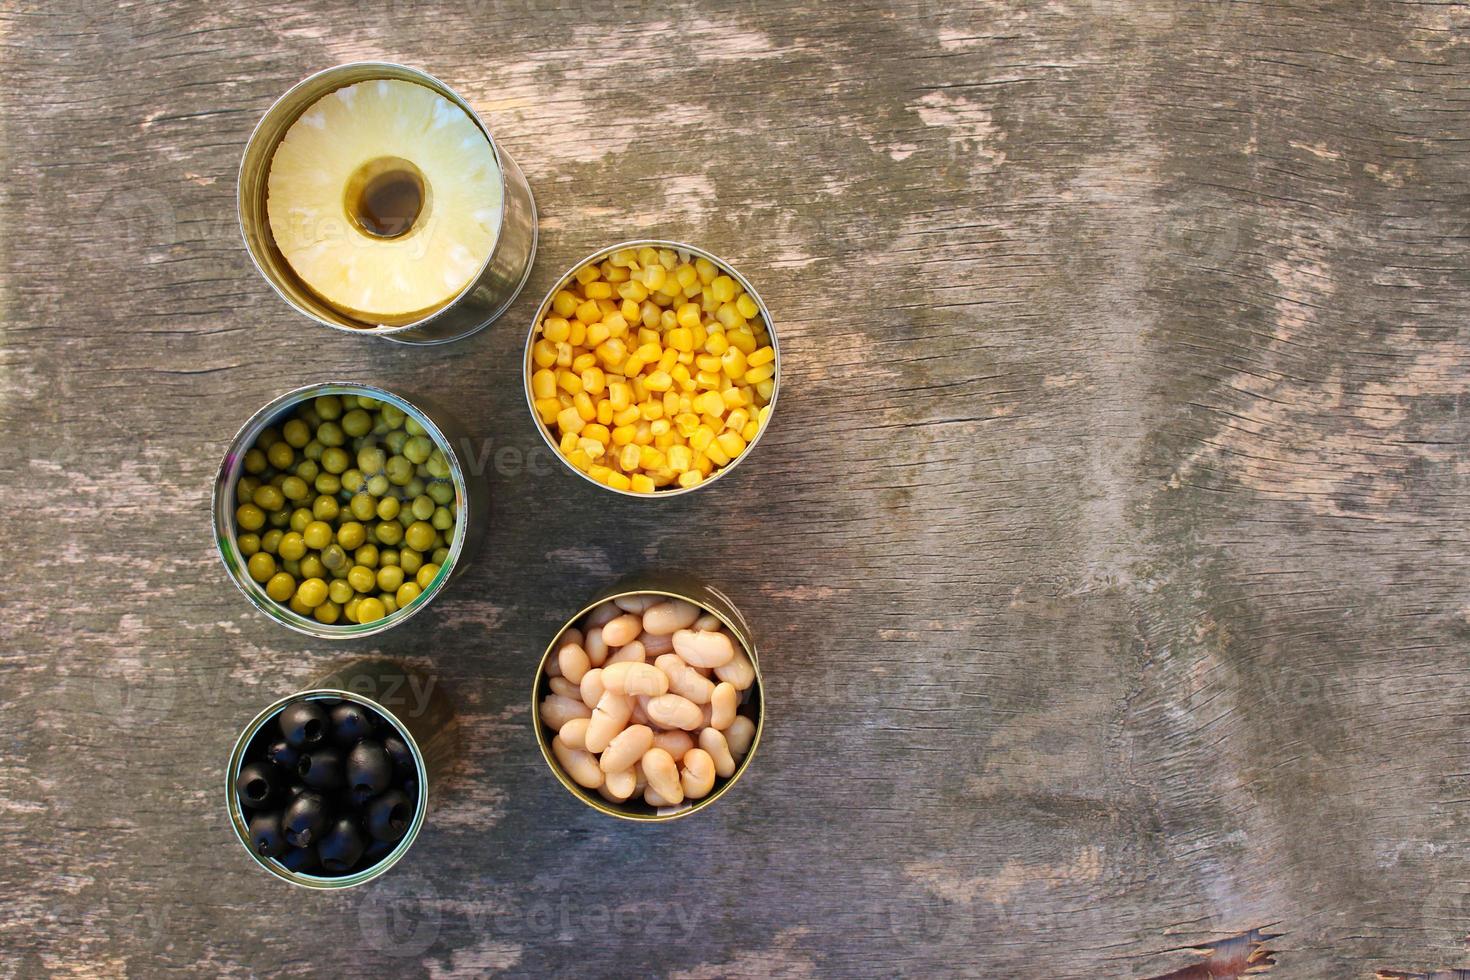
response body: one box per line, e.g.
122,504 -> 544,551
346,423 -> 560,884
532,577 -> 765,821
238,62 -> 538,345
226,658 -> 458,888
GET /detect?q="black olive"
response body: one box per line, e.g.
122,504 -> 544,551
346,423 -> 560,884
235,762 -> 279,809
264,740 -> 299,771
366,790 -> 414,843
318,818 -> 365,874
283,790 -> 330,848
248,811 -> 287,858
278,843 -> 320,874
278,700 -> 328,749
346,741 -> 392,799
382,734 -> 414,774
296,746 -> 345,790
330,703 -> 374,746
361,838 -> 397,866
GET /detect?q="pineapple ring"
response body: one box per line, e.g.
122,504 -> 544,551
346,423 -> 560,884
267,79 -> 503,326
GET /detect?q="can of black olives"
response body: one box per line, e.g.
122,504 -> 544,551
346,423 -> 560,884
226,659 -> 457,888
239,62 -> 538,345
531,575 -> 765,822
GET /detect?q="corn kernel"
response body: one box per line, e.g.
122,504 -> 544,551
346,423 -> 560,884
650,418 -> 671,437
596,399 -> 614,425
582,367 -> 606,395
532,338 -> 557,368
579,437 -> 606,458
667,445 -> 693,472
745,363 -> 775,385
557,370 -> 583,395
677,470 -> 702,489
736,294 -> 759,319
617,301 -> 639,325
552,290 -> 578,317
675,413 -> 701,437
612,248 -> 636,267
640,400 -> 664,420
705,332 -> 729,356
619,443 -> 641,471
534,397 -> 561,425
639,446 -> 665,470
645,370 -> 673,393
631,474 -> 656,494
694,452 -> 714,476
690,426 -> 715,452
588,464 -> 612,483
614,405 -> 641,427
695,257 -> 717,283
722,387 -> 746,410
572,300 -> 598,325
642,264 -> 666,289
716,430 -> 746,458
596,338 -> 627,367
531,368 -> 557,400
726,409 -> 750,433
587,322 -> 611,347
633,421 -> 653,446
667,326 -> 693,352
604,265 -> 630,283
728,329 -> 757,354
624,354 -> 647,377
618,280 -> 649,303
557,407 -> 584,435
606,472 -> 632,491
711,275 -> 736,303
574,391 -> 595,421
715,303 -> 744,329
706,440 -> 732,466
696,391 -> 726,418
696,370 -> 722,390
755,378 -> 774,401
608,381 -> 632,411
585,281 -> 613,300
611,424 -> 636,446
554,342 -> 573,368
721,347 -> 747,378
671,364 -> 695,391
567,449 -> 593,471
542,317 -> 571,343
741,418 -> 759,442
572,352 -> 596,373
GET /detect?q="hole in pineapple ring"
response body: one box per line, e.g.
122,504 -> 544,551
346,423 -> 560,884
344,156 -> 429,240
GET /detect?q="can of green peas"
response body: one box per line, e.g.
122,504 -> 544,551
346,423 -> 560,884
212,381 -> 486,639
532,575 -> 765,821
523,240 -> 780,497
226,658 -> 457,888
239,62 -> 538,346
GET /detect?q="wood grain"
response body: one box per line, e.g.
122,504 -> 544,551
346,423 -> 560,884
2,0 -> 1469,976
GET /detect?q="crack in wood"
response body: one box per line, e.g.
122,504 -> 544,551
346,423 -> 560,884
1144,928 -> 1281,979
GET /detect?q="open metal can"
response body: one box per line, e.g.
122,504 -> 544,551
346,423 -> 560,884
239,62 -> 538,346
211,381 -> 486,639
523,240 -> 780,496
532,576 -> 766,821
226,659 -> 457,888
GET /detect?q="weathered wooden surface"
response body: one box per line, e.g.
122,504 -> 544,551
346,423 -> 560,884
3,0 -> 1469,976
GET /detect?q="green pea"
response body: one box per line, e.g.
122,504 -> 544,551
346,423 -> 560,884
312,494 -> 340,521
358,396 -> 380,411
315,395 -> 342,420
289,508 -> 312,533
400,549 -> 422,576
294,458 -> 320,483
397,510 -> 413,529
405,477 -> 425,498
315,473 -> 342,496
261,529 -> 284,554
385,455 -> 414,486
317,421 -> 345,447
411,496 -> 435,522
381,404 -> 406,429
238,533 -> 261,557
426,450 -> 450,479
336,522 -> 366,550
404,417 -> 426,437
431,548 -> 449,566
341,469 -> 365,494
278,532 -> 306,561
268,508 -> 291,529
366,473 -> 390,497
236,503 -> 265,531
349,493 -> 377,522
321,447 -> 350,474
376,565 -> 404,592
358,447 -> 386,474
427,481 -> 454,505
374,521 -> 404,546
356,597 -> 386,624
314,600 -> 341,624
237,476 -> 261,500
328,578 -> 354,604
378,594 -> 398,616
281,476 -> 309,502
403,436 -> 433,464
243,448 -> 268,474
379,548 -> 400,568
348,564 -> 376,592
266,572 -> 295,601
296,578 -> 328,608
252,485 -> 285,512
376,496 -> 400,521
303,440 -> 324,461
342,409 -> 372,437
299,554 -> 325,580
267,441 -> 294,470
283,419 -> 311,448
281,558 -> 301,577
256,427 -> 281,450
246,552 -> 275,582
431,506 -> 453,531
303,521 -> 333,550
321,543 -> 348,572
339,394 -> 358,410
384,430 -> 408,455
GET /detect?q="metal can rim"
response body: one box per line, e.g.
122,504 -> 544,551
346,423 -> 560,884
225,688 -> 430,888
531,586 -> 766,822
237,61 -> 534,341
522,239 -> 781,498
211,381 -> 472,639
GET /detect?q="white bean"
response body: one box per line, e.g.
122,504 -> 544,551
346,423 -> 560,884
725,715 -> 756,758
642,598 -> 701,636
548,676 -> 579,700
629,694 -> 652,727
585,692 -> 632,753
647,693 -> 704,731
602,767 -> 636,802
584,627 -> 608,667
672,629 -> 736,668
579,667 -> 605,709
613,594 -> 657,613
640,747 -> 683,805
651,729 -> 694,758
540,694 -> 591,730
710,682 -> 737,729
644,786 -> 673,808
600,724 -> 654,773
656,653 -> 715,704
559,716 -> 590,750
693,612 -> 723,632
714,647 -> 755,690
552,735 -> 602,789
699,727 -> 736,778
638,631 -> 674,657
605,640 -> 646,666
602,613 -> 643,646
585,601 -> 620,627
681,748 -> 716,799
558,642 -> 590,684
602,660 -> 670,696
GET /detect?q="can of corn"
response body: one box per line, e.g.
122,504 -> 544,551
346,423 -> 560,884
523,240 -> 780,496
532,576 -> 766,821
226,658 -> 458,888
212,381 -> 487,639
239,62 -> 538,345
